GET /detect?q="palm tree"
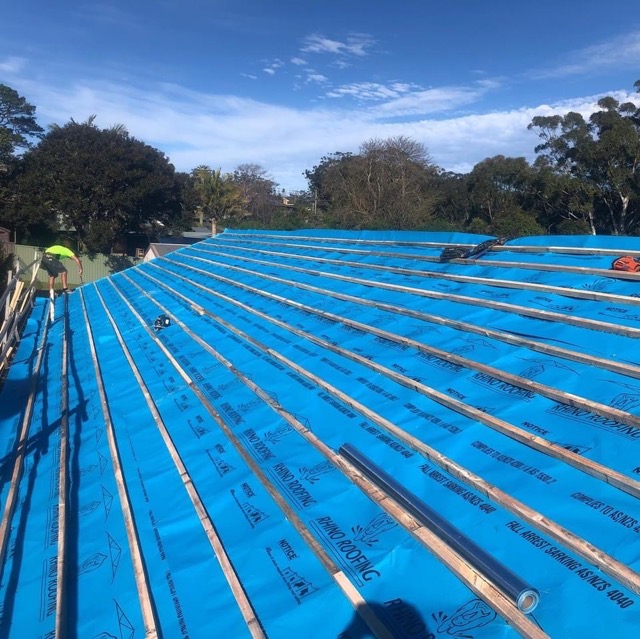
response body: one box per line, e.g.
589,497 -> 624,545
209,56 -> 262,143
191,166 -> 246,224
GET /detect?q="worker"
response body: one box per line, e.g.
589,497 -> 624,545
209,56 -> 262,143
40,243 -> 83,294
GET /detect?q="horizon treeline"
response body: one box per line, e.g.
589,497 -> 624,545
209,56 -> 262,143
1,80 -> 639,257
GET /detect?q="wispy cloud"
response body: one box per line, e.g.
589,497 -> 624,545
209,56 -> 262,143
531,30 -> 640,79
301,33 -> 375,57
373,86 -> 487,117
8,76 -> 639,191
0,56 -> 27,74
326,81 -> 423,101
262,58 -> 284,76
325,82 -> 491,117
304,72 -> 329,85
290,57 -> 306,66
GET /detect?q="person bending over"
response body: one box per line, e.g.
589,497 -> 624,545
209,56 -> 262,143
41,244 -> 83,294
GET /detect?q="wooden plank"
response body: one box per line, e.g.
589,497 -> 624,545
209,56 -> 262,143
188,247 -> 640,339
78,289 -> 160,639
111,275 -> 397,639
217,231 -> 476,249
493,245 -> 640,258
162,254 -> 640,381
98,281 -> 266,639
217,232 -> 640,258
156,259 -> 640,433
144,267 -> 640,595
211,236 -> 640,282
120,272 -> 549,639
193,244 -> 640,307
0,287 -> 37,375
0,314 -> 51,576
55,295 -> 70,638
458,257 -> 640,281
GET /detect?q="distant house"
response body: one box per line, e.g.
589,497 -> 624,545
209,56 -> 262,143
143,242 -> 191,262
0,227 -> 14,256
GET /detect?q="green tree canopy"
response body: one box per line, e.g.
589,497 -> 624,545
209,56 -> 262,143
0,83 -> 44,164
305,136 -> 439,229
7,118 -> 190,252
191,165 -> 245,225
528,83 -> 640,235
465,155 -> 543,235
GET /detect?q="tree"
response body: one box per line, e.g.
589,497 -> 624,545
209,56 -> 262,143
304,151 -> 354,224
0,84 -> 44,165
191,165 -> 245,226
229,163 -> 278,224
431,171 -> 473,228
466,156 -> 533,226
528,83 -> 640,235
8,119 -> 190,252
529,157 -> 596,234
305,137 -> 439,229
0,85 -> 44,230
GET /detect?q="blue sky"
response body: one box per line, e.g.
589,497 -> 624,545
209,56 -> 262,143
2,0 -> 640,191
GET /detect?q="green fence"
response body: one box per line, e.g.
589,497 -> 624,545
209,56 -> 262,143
12,245 -> 143,290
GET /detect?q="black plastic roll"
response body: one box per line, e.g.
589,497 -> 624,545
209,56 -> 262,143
339,443 -> 540,614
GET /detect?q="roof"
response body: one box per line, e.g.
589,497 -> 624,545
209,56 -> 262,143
1,229 -> 640,638
144,242 -> 191,260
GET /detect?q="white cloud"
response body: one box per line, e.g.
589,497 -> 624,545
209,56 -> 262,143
290,57 -> 306,66
327,81 -> 422,101
332,59 -> 352,70
0,56 -> 27,74
325,82 -> 489,117
305,72 -> 328,84
531,30 -> 640,79
8,76 -> 640,192
262,58 -> 284,76
373,86 -> 486,117
301,33 -> 375,57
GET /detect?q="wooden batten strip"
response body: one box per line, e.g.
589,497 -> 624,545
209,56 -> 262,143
99,281 -> 266,639
165,253 -> 640,380
78,289 -> 159,639
122,272 -> 549,639
145,263 -> 640,596
114,274 -> 397,639
193,244 -> 640,308
492,245 -> 640,258
55,296 -> 70,638
155,260 -> 640,432
216,232 -> 640,259
189,247 -> 640,339
0,315 -> 51,575
210,236 -> 640,283
216,231 -> 476,249
459,258 -> 640,281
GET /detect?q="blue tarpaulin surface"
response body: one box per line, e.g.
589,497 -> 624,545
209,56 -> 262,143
1,230 -> 639,638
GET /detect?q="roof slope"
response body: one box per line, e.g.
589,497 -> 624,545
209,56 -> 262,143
1,229 -> 640,638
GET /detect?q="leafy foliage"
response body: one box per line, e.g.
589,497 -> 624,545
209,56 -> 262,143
528,89 -> 640,235
305,137 -> 438,229
191,165 -> 246,225
8,119 -> 190,252
0,84 -> 44,164
1,80 -> 640,243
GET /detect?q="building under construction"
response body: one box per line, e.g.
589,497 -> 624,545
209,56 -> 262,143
0,229 -> 639,638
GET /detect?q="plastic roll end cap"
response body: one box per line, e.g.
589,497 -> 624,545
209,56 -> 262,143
517,589 -> 540,614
